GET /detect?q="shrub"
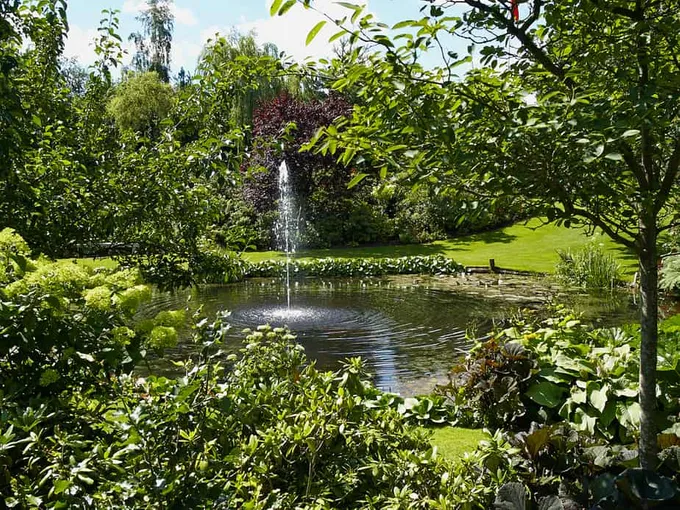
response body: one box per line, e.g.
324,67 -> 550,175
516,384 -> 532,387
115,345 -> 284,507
0,234 -> 183,398
439,308 -> 680,443
245,255 -> 463,278
0,321 -> 520,509
555,243 -> 621,289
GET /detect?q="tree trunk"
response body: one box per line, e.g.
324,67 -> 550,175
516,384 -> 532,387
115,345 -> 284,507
638,217 -> 659,469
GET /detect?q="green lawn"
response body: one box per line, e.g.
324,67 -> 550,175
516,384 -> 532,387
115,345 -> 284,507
244,218 -> 637,275
61,257 -> 120,271
426,427 -> 488,461
58,218 -> 638,276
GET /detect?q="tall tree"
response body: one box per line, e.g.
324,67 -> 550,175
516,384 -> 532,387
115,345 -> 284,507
129,0 -> 174,82
282,0 -> 680,469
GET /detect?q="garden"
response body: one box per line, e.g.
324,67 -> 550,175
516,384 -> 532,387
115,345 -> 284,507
2,0 -> 680,508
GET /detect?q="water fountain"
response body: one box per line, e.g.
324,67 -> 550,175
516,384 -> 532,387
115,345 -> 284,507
140,161 -> 637,394
276,160 -> 295,314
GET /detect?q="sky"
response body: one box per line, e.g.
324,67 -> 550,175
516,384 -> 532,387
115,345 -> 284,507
62,0 -> 471,76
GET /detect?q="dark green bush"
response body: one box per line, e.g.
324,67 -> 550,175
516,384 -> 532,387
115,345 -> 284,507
245,255 -> 463,278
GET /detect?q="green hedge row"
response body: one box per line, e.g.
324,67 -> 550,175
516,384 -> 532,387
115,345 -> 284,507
243,255 -> 464,278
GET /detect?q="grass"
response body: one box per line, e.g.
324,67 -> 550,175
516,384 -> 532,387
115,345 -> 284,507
57,218 -> 638,277
60,257 -> 120,271
243,218 -> 638,276
426,427 -> 488,461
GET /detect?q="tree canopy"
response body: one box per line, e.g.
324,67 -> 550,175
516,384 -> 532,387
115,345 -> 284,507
280,0 -> 680,468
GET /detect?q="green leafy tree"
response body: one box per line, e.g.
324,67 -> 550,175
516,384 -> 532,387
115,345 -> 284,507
278,0 -> 680,468
198,31 -> 289,130
129,0 -> 174,82
107,71 -> 174,136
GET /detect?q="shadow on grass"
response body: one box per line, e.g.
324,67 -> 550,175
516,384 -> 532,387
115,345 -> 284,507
296,243 -> 448,260
610,245 -> 638,274
295,229 -> 519,259
447,229 -> 519,246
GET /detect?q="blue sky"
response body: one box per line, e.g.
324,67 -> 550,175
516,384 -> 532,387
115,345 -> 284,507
62,0 -> 471,75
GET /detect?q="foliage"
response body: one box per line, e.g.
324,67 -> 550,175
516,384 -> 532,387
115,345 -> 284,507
245,92 -> 372,248
198,31 -> 290,133
128,0 -> 174,82
289,0 -> 680,466
590,468 -> 680,509
0,314 -> 524,509
439,308 -> 680,443
0,234 -> 183,398
555,244 -> 622,289
660,255 -> 680,293
107,71 -> 174,135
245,255 -> 463,278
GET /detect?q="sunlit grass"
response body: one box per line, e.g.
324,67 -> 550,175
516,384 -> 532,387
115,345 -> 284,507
425,427 -> 488,461
243,218 -> 637,276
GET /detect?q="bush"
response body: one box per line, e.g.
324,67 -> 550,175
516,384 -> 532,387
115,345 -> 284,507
439,308 -> 680,443
0,234 -> 184,398
556,243 -> 621,289
245,255 -> 463,278
0,320 -> 521,508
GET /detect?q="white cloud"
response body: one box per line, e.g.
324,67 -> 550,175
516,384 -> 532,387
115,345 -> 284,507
173,5 -> 198,26
231,0 -> 372,62
122,0 -> 198,26
63,24 -> 99,65
171,40 -> 203,71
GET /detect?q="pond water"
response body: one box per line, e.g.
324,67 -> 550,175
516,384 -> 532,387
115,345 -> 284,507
139,276 -> 638,395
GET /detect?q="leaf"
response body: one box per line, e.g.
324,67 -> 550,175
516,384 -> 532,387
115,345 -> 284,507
494,482 -> 526,510
347,172 -> 368,189
604,153 -> 623,161
329,29 -> 346,43
525,426 -> 552,458
278,0 -> 297,15
525,381 -> 566,408
590,472 -> 617,503
616,468 -> 679,503
617,402 -> 641,432
54,479 -> 71,495
270,0 -> 283,16
621,129 -> 640,138
306,21 -> 326,45
573,407 -> 597,434
392,20 -> 415,29
336,1 -> 361,9
588,383 -> 609,413
537,496 -> 564,510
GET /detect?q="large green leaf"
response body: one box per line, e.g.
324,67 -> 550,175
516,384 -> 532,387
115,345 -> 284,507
306,20 -> 326,46
525,381 -> 566,408
588,383 -> 609,413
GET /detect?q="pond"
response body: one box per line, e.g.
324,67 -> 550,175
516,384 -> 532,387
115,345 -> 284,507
139,275 -> 638,395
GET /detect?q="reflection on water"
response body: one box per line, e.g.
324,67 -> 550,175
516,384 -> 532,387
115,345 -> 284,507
138,276 -> 637,395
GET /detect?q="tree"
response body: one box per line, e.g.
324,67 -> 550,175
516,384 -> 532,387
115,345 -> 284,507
107,71 -> 174,136
198,31 -> 290,131
129,0 -> 174,82
280,0 -> 680,468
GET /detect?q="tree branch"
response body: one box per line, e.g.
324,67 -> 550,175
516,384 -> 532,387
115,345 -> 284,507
588,0 -> 641,19
620,140 -> 648,188
462,0 -> 575,87
655,137 -> 680,213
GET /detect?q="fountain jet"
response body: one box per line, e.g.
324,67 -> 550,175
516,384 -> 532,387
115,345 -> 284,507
276,160 -> 295,313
